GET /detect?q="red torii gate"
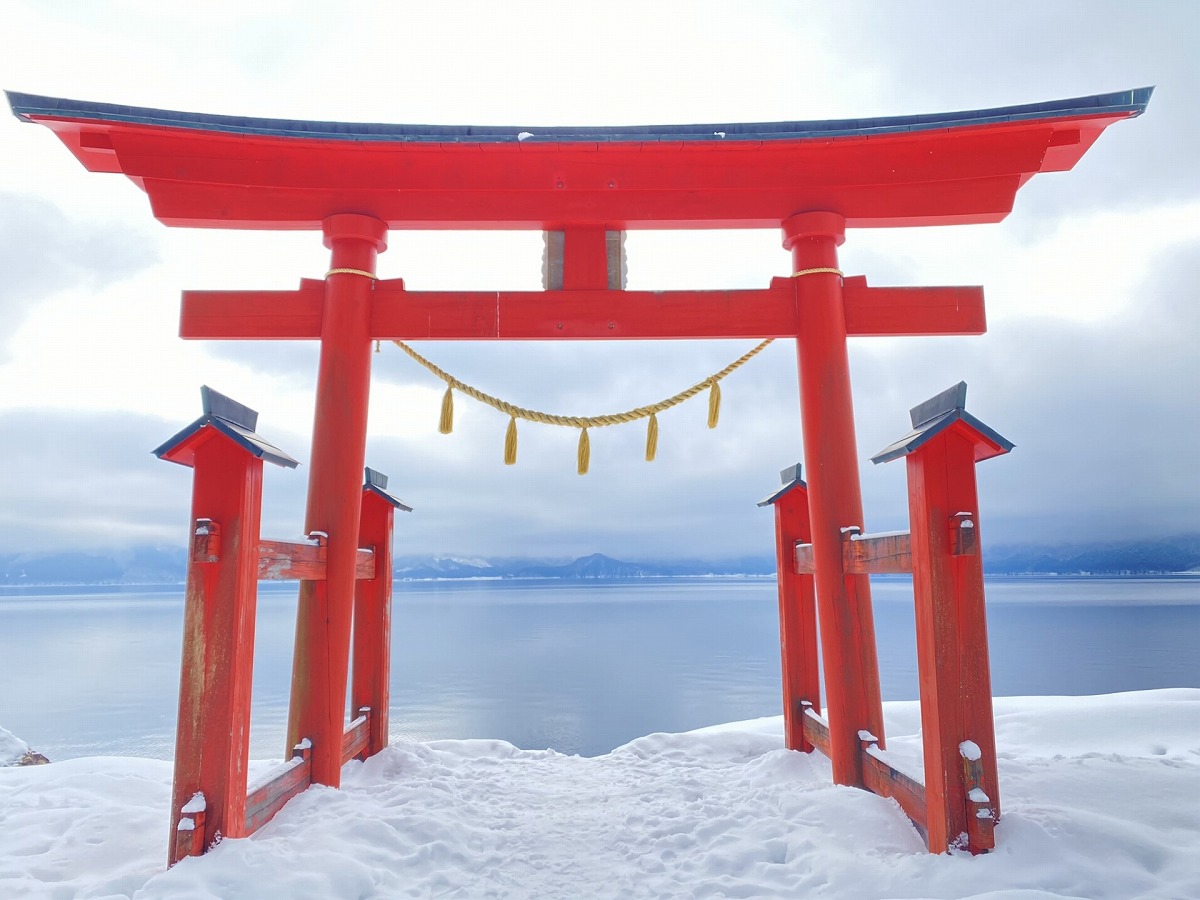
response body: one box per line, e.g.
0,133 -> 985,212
8,87 -> 1148,853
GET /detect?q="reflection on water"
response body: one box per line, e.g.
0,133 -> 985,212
1,577 -> 1197,761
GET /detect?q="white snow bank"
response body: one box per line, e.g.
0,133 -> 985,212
2,690 -> 1199,899
0,725 -> 30,767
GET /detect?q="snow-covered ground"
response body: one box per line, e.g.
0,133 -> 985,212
2,690 -> 1198,899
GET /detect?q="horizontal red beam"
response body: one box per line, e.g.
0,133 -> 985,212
182,281 -> 324,340
257,538 -> 375,581
373,283 -> 797,340
191,526 -> 376,579
243,711 -> 373,838
862,744 -> 928,832
147,176 -> 1025,231
794,530 -> 913,576
181,278 -> 985,342
842,278 -> 985,337
802,705 -> 832,758
244,745 -> 312,835
802,705 -> 929,836
17,90 -> 1145,229
845,531 -> 913,575
341,712 -> 370,764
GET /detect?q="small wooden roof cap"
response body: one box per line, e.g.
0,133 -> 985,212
363,467 -> 412,512
870,382 -> 1014,465
757,463 -> 807,507
153,386 -> 299,469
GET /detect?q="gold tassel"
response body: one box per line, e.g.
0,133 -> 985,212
504,416 -> 518,465
707,378 -> 721,429
577,427 -> 590,475
645,412 -> 659,462
375,340 -> 381,353
438,386 -> 455,434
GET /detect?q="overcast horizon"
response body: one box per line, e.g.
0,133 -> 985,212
1,2 -> 1196,562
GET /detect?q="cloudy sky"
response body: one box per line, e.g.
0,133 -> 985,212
0,1 -> 1196,562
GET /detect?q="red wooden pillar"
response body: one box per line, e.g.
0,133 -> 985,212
288,214 -> 388,787
758,464 -> 820,751
872,382 -> 1012,854
351,468 -> 411,758
155,387 -> 297,865
782,211 -> 885,786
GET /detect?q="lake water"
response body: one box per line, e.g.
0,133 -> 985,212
1,576 -> 1197,761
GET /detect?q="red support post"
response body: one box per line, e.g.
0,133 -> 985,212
168,438 -> 261,862
873,382 -> 1011,853
782,211 -> 885,786
758,465 -> 820,751
907,430 -> 1001,853
157,389 -> 297,866
288,214 -> 388,787
352,468 -> 410,758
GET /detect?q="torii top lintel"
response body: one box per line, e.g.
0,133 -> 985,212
6,88 -> 1150,231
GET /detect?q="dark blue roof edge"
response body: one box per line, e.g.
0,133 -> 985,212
365,482 -> 413,512
757,479 -> 806,507
870,409 -> 1014,466
152,416 -> 299,469
363,467 -> 411,509
758,461 -> 807,506
215,419 -> 299,469
5,87 -> 1153,145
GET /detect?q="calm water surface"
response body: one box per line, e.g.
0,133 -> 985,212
1,576 -> 1196,760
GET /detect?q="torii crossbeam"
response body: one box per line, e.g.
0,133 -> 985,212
7,88 -> 1149,799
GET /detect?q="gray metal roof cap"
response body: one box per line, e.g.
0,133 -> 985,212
363,467 -> 412,511
757,463 -> 806,507
871,383 -> 1013,465
152,386 -> 298,469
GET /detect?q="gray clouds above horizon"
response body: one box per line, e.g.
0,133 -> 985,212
0,192 -> 158,357
832,0 -> 1200,223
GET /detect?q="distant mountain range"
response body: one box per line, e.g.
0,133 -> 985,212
981,534 -> 1200,576
0,547 -> 189,586
392,552 -> 776,581
2,537 -> 1198,585
0,549 -> 775,585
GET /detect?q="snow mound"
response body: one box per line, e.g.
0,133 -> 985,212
1,690 -> 1198,899
0,725 -> 31,767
